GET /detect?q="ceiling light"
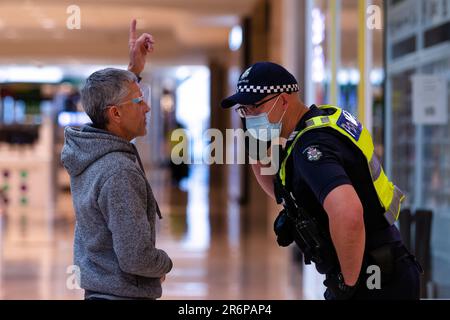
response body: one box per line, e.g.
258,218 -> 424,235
229,25 -> 243,52
0,66 -> 63,83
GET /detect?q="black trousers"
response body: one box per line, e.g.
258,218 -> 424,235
351,254 -> 422,300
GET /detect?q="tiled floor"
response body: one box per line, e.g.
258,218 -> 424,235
0,165 -> 319,300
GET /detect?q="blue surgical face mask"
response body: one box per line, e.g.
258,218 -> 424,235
245,95 -> 287,142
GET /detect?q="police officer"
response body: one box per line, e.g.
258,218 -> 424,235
221,62 -> 422,300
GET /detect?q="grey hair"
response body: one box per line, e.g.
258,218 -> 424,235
81,68 -> 137,129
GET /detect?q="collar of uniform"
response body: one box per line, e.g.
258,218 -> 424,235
287,104 -> 322,142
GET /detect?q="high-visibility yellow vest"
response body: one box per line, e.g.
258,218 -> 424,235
279,105 -> 405,226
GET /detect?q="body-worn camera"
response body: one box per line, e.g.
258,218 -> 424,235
274,209 -> 295,247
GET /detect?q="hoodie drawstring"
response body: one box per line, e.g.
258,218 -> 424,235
131,144 -> 163,220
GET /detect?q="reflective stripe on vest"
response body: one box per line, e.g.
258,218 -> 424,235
279,105 -> 405,226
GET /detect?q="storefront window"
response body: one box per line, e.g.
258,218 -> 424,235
386,0 -> 450,298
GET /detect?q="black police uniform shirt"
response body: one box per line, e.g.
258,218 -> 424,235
284,105 -> 402,252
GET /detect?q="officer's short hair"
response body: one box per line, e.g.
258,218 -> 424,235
81,68 -> 137,129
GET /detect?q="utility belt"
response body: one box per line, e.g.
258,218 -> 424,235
323,241 -> 423,300
360,225 -> 423,284
273,174 -> 421,279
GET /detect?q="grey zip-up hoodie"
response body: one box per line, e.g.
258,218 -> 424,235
61,124 -> 172,299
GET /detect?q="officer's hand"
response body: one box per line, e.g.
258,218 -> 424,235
323,273 -> 358,300
160,274 -> 166,284
128,19 -> 155,76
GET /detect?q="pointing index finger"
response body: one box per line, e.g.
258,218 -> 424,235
129,19 -> 137,43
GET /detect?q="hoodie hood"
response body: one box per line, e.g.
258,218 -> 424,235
61,125 -> 136,177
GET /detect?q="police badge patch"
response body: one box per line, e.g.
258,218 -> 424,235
238,67 -> 253,84
303,146 -> 322,161
336,110 -> 362,141
241,66 -> 252,79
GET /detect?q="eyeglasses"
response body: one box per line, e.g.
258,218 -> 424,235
117,83 -> 151,107
235,93 -> 281,118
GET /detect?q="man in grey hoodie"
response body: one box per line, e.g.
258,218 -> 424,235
61,20 -> 173,300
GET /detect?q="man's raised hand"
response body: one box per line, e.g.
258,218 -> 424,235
128,19 -> 155,76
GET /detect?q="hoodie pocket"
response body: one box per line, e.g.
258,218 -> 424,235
123,272 -> 138,287
136,275 -> 160,289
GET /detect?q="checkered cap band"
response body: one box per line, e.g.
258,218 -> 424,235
237,84 -> 299,94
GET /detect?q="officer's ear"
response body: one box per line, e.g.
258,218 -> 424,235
280,93 -> 290,110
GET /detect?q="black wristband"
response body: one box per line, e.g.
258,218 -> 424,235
136,74 -> 142,83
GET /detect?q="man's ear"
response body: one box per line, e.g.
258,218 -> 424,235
106,106 -> 122,124
280,93 -> 290,109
